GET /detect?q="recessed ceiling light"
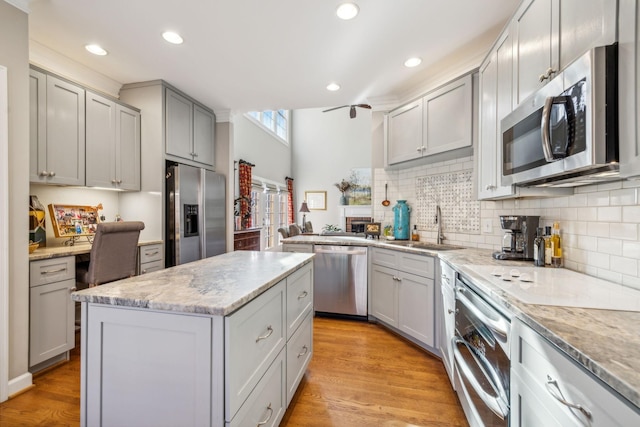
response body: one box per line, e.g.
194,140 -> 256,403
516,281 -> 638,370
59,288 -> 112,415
162,31 -> 184,45
85,44 -> 107,56
336,3 -> 359,20
404,57 -> 422,68
326,83 -> 341,91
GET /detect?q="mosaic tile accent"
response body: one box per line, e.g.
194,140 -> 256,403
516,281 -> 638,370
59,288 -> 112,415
416,170 -> 480,233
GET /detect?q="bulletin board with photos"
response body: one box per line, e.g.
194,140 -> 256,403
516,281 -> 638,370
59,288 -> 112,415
48,204 -> 101,238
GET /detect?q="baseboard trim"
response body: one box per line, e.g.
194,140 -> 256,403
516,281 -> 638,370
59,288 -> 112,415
7,372 -> 33,398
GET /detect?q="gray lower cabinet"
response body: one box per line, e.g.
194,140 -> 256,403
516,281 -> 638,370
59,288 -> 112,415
511,318 -> 640,426
85,90 -> 141,191
138,243 -> 163,274
80,262 -> 312,427
29,256 -> 76,367
282,243 -> 314,253
438,260 -> 456,386
29,68 -> 85,185
370,248 -> 435,348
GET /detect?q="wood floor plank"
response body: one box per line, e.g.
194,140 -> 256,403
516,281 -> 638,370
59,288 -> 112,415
0,316 -> 468,426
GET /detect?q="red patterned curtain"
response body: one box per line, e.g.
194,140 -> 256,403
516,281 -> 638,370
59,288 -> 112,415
239,160 -> 254,229
286,177 -> 294,225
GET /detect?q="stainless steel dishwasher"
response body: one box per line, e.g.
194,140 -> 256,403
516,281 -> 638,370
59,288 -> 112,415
313,245 -> 368,317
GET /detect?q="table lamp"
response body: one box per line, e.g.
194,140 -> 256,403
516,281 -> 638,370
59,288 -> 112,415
299,201 -> 310,231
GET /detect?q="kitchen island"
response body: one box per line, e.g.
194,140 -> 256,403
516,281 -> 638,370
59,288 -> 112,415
71,251 -> 314,427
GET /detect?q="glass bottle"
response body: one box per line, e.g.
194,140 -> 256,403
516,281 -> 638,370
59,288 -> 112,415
544,226 -> 552,265
411,225 -> 420,241
533,228 -> 545,267
550,222 -> 562,267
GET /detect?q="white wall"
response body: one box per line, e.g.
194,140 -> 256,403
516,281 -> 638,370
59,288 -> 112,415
232,113 -> 291,187
291,108 -> 372,231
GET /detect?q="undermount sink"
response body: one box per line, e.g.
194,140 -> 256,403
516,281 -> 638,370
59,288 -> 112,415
384,240 -> 464,251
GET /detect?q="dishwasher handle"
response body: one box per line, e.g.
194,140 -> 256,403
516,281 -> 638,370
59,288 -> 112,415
314,247 -> 367,256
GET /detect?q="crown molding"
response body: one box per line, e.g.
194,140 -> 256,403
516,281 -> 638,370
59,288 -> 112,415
214,109 -> 231,123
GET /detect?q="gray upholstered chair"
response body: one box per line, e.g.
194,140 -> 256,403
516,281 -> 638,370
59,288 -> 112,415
304,221 -> 313,233
277,227 -> 289,239
76,221 -> 145,288
288,224 -> 302,236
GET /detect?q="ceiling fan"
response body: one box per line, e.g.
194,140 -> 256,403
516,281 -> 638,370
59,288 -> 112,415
322,104 -> 372,119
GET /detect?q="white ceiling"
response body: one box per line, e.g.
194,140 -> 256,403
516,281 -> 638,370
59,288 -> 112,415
27,0 -> 518,114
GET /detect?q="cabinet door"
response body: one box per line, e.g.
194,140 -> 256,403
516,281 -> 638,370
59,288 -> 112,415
620,0 -> 640,178
423,74 -> 472,156
511,370 -> 567,427
116,104 -> 141,190
386,100 -> 423,165
478,32 -> 516,200
29,69 -> 47,183
370,264 -> 398,326
512,0 -> 559,106
193,104 -> 215,167
45,75 -> 85,185
558,0 -> 617,70
85,91 -> 116,188
29,278 -> 75,366
398,272 -> 434,347
165,88 -> 194,161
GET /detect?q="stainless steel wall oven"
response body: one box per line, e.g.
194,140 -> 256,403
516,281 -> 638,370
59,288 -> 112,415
453,274 -> 512,427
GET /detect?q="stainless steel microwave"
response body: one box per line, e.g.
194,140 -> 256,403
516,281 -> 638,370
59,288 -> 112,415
501,45 -> 619,187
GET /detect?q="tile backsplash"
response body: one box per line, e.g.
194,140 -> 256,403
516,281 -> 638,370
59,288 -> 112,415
374,156 -> 640,290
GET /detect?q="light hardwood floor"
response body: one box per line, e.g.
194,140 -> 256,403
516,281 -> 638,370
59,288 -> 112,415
0,316 -> 467,426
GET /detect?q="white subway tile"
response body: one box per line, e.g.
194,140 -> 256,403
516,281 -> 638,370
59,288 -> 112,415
610,223 -> 638,241
568,193 -> 588,207
587,192 -> 610,206
597,181 -> 623,192
578,235 -> 598,250
622,206 -> 640,223
597,269 -> 623,284
597,238 -> 623,256
587,252 -> 610,269
623,241 -> 640,259
610,188 -> 638,206
585,222 -> 610,238
610,256 -> 638,276
597,206 -> 622,222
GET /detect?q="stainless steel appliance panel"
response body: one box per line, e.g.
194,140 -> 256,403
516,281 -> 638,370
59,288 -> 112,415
313,245 -> 367,317
166,163 -> 226,267
203,170 -> 226,258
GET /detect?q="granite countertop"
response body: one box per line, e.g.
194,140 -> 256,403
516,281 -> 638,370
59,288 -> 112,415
29,239 -> 163,261
284,235 -> 640,409
71,251 -> 314,316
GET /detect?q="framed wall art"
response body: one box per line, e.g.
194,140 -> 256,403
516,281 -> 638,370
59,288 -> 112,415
305,191 -> 327,210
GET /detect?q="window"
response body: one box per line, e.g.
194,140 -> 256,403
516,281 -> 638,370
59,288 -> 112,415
250,183 -> 289,250
247,110 -> 289,144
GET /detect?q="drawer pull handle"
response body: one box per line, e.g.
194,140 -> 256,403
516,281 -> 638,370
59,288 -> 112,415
545,375 -> 592,420
297,345 -> 309,358
255,326 -> 273,343
256,403 -> 273,426
298,291 -> 308,300
41,267 -> 67,275
145,251 -> 159,256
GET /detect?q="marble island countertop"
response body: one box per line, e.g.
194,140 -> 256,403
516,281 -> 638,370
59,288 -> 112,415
71,251 -> 314,316
284,234 -> 640,409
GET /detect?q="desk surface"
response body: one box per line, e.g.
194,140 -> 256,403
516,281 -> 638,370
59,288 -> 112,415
29,240 -> 163,261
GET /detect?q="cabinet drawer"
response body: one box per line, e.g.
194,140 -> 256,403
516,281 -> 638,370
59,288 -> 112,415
286,264 -> 313,339
282,244 -> 313,253
139,260 -> 163,275
286,311 -> 312,405
29,256 -> 75,287
512,319 -> 640,426
227,348 -> 286,427
225,281 -> 286,420
398,252 -> 434,279
371,248 -> 398,269
139,243 -> 162,263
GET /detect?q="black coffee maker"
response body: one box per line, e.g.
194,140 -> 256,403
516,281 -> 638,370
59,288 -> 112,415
492,215 -> 540,260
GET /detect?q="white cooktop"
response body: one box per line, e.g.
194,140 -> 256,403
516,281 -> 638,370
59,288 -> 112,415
465,265 -> 640,312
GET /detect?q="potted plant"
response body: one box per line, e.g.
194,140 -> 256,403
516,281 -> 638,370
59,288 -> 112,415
334,179 -> 353,205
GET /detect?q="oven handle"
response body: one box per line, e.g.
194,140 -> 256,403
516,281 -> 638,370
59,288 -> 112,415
452,337 -> 509,420
455,288 -> 509,340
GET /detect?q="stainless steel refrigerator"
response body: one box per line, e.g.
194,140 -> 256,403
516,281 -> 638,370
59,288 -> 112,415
166,163 -> 226,267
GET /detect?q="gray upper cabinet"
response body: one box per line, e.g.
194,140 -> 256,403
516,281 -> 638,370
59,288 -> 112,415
29,69 -> 85,185
386,100 -> 423,165
512,0 -> 617,107
386,74 -> 472,166
85,90 -> 141,191
620,0 -> 640,178
422,74 -> 472,156
166,87 -> 215,167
